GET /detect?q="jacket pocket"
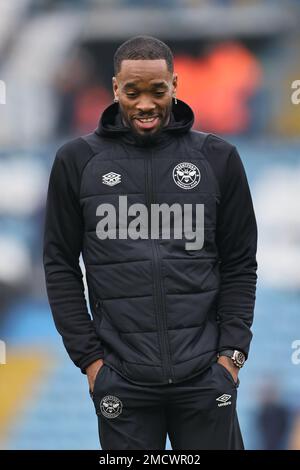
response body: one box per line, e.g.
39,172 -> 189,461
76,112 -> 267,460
94,299 -> 105,330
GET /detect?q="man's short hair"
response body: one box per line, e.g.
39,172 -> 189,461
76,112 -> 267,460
114,35 -> 174,75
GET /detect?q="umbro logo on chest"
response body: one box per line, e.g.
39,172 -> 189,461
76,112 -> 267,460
102,172 -> 121,186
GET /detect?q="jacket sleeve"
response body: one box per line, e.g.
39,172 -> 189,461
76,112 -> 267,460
216,146 -> 258,359
43,145 -> 104,374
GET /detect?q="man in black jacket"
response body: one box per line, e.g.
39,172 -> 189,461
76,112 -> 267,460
43,35 -> 257,450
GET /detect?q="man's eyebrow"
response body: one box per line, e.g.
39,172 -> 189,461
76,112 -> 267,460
123,82 -> 138,89
151,82 -> 168,88
122,81 -> 168,90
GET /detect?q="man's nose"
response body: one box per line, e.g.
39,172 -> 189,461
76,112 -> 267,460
136,96 -> 156,114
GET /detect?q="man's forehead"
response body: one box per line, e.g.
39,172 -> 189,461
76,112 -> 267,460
117,59 -> 171,83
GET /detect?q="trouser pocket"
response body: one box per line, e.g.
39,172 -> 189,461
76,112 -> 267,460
89,363 -> 107,399
213,361 -> 240,388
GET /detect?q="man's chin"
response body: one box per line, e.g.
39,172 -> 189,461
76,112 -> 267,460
131,126 -> 162,146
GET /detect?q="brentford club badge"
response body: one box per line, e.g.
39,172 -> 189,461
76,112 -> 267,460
173,162 -> 201,189
100,395 -> 123,419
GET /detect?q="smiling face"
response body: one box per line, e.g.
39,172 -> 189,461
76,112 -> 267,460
112,59 -> 177,145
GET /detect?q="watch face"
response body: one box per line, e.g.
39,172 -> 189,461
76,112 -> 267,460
233,351 -> 245,367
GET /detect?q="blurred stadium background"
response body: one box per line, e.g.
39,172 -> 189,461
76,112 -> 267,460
1,0 -> 300,450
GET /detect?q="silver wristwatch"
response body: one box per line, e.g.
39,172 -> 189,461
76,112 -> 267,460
217,349 -> 246,368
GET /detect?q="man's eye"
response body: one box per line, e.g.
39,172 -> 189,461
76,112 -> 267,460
126,93 -> 137,98
155,91 -> 165,96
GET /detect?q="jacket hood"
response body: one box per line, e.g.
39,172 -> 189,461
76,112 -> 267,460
95,98 -> 195,147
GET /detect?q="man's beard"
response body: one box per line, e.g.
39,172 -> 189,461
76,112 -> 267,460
120,106 -> 172,147
130,125 -> 164,147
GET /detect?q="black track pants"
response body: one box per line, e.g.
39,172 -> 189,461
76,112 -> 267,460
91,361 -> 244,450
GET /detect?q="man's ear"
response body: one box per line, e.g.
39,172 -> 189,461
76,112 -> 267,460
112,76 -> 118,100
172,73 -> 178,95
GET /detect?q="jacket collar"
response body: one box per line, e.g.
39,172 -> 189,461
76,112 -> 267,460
95,98 -> 194,148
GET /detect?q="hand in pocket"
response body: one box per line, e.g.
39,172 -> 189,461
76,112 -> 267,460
86,359 -> 105,397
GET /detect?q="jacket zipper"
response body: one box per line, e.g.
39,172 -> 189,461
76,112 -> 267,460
146,151 -> 174,384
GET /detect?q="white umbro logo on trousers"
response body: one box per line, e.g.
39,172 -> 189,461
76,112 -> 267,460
216,394 -> 232,407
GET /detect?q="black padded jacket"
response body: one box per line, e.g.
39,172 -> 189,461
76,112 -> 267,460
43,98 -> 258,385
